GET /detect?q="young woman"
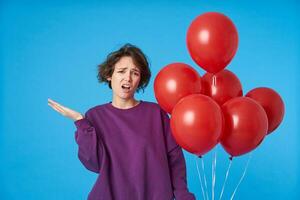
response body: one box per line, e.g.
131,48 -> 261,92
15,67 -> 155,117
48,44 -> 195,200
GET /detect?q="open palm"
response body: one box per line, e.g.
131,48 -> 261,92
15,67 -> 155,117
48,98 -> 83,121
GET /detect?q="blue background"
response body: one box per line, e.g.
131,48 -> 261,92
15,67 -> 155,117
1,0 -> 299,199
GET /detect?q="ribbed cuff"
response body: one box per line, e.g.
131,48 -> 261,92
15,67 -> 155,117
74,118 -> 92,130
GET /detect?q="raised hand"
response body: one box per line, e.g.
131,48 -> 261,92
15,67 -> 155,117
48,98 -> 84,121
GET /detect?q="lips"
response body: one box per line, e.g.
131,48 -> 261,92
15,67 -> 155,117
121,84 -> 131,93
121,84 -> 131,89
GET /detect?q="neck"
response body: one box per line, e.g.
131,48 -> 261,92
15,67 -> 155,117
111,97 -> 139,109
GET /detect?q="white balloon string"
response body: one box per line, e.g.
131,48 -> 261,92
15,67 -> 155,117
212,150 -> 217,200
201,157 -> 210,200
195,156 -> 206,200
230,153 -> 252,200
219,156 -> 233,200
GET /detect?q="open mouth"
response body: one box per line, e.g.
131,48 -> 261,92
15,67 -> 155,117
121,84 -> 131,91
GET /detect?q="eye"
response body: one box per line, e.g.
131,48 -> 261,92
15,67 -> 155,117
117,70 -> 125,73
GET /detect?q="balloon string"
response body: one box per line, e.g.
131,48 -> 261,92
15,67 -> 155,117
219,156 -> 233,200
195,156 -> 206,200
230,153 -> 252,200
201,157 -> 209,200
212,150 -> 217,200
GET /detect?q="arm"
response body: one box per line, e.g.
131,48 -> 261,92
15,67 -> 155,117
161,110 -> 196,200
167,146 -> 195,200
47,98 -> 103,173
74,114 -> 103,174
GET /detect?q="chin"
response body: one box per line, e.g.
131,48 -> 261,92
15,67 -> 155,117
119,93 -> 134,100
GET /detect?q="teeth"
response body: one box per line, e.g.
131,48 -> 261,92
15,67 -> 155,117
122,85 -> 130,89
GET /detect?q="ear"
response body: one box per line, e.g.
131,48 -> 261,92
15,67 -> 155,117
107,77 -> 112,81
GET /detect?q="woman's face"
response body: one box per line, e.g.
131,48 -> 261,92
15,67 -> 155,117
107,56 -> 141,101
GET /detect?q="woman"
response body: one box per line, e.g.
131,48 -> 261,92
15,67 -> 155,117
48,44 -> 195,200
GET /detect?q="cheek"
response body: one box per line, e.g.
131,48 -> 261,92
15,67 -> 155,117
110,77 -> 120,89
111,74 -> 122,83
134,77 -> 141,86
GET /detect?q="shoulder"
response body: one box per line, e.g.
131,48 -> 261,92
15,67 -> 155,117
141,101 -> 162,111
141,101 -> 168,116
85,103 -> 108,116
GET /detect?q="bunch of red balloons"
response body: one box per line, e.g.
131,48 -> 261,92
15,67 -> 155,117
154,12 -> 285,158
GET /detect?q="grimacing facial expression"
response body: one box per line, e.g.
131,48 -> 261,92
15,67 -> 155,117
107,56 -> 141,100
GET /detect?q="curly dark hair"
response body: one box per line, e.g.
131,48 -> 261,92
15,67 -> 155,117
97,43 -> 151,93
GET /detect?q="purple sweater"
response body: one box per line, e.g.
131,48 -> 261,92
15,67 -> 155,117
74,100 -> 195,200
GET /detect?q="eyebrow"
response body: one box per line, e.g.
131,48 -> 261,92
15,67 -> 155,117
116,67 -> 140,72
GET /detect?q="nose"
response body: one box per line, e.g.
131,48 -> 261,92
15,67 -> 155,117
124,71 -> 132,82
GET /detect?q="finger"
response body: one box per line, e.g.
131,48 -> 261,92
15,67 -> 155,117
48,98 -> 57,104
54,102 -> 73,111
48,100 -> 67,111
52,104 -> 66,115
59,104 -> 73,112
48,103 -> 66,115
48,99 -> 71,111
48,99 -> 62,107
48,103 -> 63,114
48,102 -> 63,113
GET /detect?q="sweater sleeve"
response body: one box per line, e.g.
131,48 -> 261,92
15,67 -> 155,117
161,109 -> 196,200
74,113 -> 103,174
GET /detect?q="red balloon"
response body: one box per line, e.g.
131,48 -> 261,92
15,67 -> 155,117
221,97 -> 268,157
186,12 -> 238,73
246,87 -> 285,134
154,63 -> 202,114
202,69 -> 243,105
170,94 -> 223,156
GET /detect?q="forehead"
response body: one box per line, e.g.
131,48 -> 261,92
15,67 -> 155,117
114,56 -> 140,71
